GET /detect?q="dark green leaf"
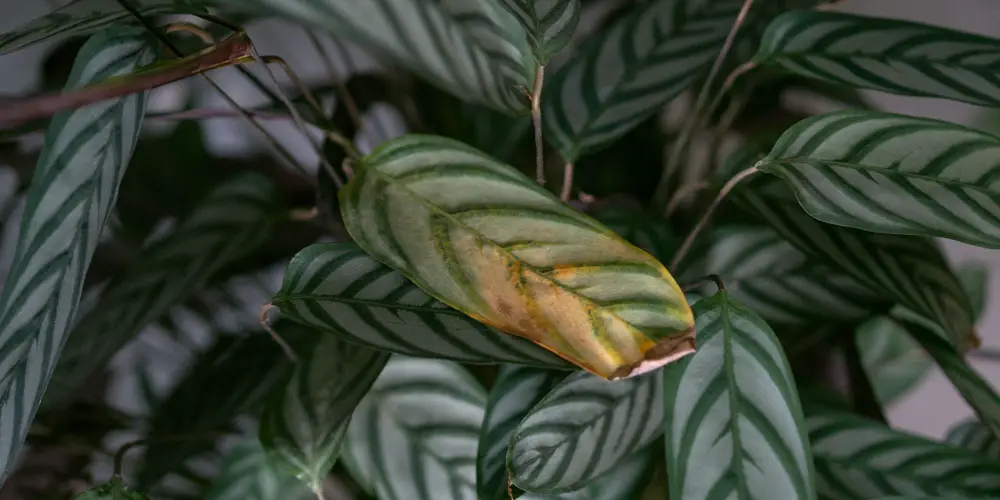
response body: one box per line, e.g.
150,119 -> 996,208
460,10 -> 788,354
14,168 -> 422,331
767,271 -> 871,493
956,262 -> 989,321
499,0 -> 581,63
204,439 -> 311,500
857,316 -> 931,406
946,419 -> 1000,460
74,477 -> 149,500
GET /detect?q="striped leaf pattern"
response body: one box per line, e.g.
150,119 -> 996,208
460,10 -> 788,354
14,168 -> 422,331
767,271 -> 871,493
498,0 -> 580,62
542,0 -> 744,161
592,205 -> 676,262
508,369 -> 663,492
519,446 -> 657,500
340,134 -> 694,380
46,173 -> 281,408
235,0 -> 532,113
946,419 -> 1000,460
856,316 -> 931,406
343,357 -> 485,500
204,439 -> 312,500
663,291 -> 816,500
477,365 -> 569,500
806,407 -> 1000,499
0,27 -> 156,486
755,11 -> 1000,107
259,335 -> 389,491
273,243 -> 569,368
757,110 -> 1000,250
681,225 -> 886,326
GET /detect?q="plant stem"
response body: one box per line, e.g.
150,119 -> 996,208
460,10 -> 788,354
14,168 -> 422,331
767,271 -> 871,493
259,303 -> 299,362
670,166 -> 758,272
532,64 -> 546,186
560,161 -> 574,201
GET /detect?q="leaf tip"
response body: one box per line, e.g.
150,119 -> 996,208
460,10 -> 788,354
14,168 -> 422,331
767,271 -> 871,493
609,328 -> 696,380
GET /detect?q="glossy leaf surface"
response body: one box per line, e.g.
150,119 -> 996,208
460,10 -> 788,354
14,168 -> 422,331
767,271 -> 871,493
757,110 -> 1000,250
340,135 -> 694,380
755,10 -> 1000,107
0,27 -> 156,485
946,419 -> 1000,460
663,291 -> 816,500
273,242 -> 569,368
204,439 -> 311,500
499,0 -> 580,63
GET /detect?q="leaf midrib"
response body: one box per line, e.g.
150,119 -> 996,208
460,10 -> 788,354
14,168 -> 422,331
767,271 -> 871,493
720,295 -> 752,498
758,157 -> 1000,193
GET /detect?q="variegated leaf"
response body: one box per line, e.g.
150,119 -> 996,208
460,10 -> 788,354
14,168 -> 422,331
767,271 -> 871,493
518,446 -> 657,500
0,27 -> 156,485
340,135 -> 694,380
204,439 -> 312,500
663,291 -> 816,500
756,110 -> 1000,250
856,316 -> 931,406
46,173 -> 281,408
806,407 -> 1000,499
591,204 -> 676,263
946,419 -> 1000,460
477,365 -> 569,500
681,225 -> 886,326
342,357 -> 485,500
231,0 -> 532,113
260,334 -> 388,491
272,243 -> 570,368
755,10 -> 1000,107
508,369 -> 663,492
499,0 -> 580,63
543,0 -> 744,160
74,477 -> 149,500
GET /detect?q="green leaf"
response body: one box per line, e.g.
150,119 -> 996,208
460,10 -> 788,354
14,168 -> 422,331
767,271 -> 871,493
662,291 -> 817,500
342,357 -> 486,500
756,110 -> 1000,250
339,134 -> 694,380
204,439 -> 312,500
956,262 -> 989,321
857,316 -> 932,406
272,242 -> 570,368
508,369 -> 662,492
591,204 -> 676,263
477,365 -> 569,500
499,0 -> 580,63
236,0 -> 532,113
74,477 -> 149,500
542,0 -> 745,160
0,27 -> 156,486
806,407 -> 1000,499
755,10 -> 1000,107
519,446 -> 657,500
46,173 -> 282,409
682,224 -> 887,326
259,334 -> 389,491
946,419 -> 1000,460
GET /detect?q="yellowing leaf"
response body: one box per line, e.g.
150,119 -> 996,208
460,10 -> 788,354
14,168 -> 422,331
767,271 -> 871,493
338,135 -> 694,380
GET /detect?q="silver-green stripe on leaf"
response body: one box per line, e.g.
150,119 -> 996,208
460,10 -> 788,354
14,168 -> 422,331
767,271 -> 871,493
272,242 -> 570,368
0,27 -> 156,485
259,334 -> 389,492
946,419 -> 1000,461
498,0 -> 580,63
856,316 -> 931,406
542,0 -> 744,160
204,439 -> 312,500
518,446 -> 657,500
682,225 -> 886,326
755,11 -> 1000,107
508,369 -> 663,492
477,365 -> 569,500
756,110 -> 1000,250
343,357 -> 485,500
663,291 -> 817,500
46,173 -> 281,409
806,407 -> 1000,499
233,0 -> 532,114
592,204 -> 676,263
339,134 -> 694,380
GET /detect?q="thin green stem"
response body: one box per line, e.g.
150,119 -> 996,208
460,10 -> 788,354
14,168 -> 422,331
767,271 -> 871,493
560,161 -> 574,201
532,64 -> 546,186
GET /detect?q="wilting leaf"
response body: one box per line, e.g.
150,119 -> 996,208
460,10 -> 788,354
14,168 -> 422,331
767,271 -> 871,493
46,173 -> 281,408
946,419 -> 1000,460
519,446 -> 657,500
499,0 -> 581,63
235,0 -> 532,113
342,357 -> 485,500
682,225 -> 887,326
755,10 -> 1000,107
340,134 -> 694,380
806,407 -> 1000,499
477,365 -> 569,500
857,316 -> 932,406
591,204 -> 676,263
204,439 -> 311,500
543,0 -> 744,160
756,110 -> 1000,250
273,243 -> 569,368
74,477 -> 149,500
259,335 -> 389,491
663,291 -> 816,500
508,369 -> 662,492
0,27 -> 156,486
